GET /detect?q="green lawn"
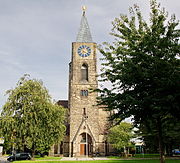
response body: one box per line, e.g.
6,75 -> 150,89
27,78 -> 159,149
34,156 -> 61,160
108,154 -> 161,159
108,154 -> 160,159
14,160 -> 180,163
134,154 -> 160,158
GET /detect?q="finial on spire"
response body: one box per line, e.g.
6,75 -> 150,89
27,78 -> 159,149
76,5 -> 92,42
82,6 -> 87,15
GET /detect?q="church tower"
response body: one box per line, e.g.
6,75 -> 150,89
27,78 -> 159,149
51,6 -> 114,157
68,7 -> 105,157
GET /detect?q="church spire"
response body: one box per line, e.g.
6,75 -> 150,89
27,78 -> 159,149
76,6 -> 93,42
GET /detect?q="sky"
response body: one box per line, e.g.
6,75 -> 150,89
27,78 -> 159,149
0,0 -> 179,110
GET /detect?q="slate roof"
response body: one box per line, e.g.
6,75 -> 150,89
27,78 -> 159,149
76,11 -> 93,42
57,100 -> 68,108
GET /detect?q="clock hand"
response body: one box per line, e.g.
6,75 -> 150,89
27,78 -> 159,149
82,49 -> 87,54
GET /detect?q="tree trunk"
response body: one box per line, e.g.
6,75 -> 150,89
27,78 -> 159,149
22,136 -> 25,152
157,119 -> 165,163
124,146 -> 127,157
32,143 -> 36,158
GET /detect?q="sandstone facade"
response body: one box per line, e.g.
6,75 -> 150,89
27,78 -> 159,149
51,9 -> 115,157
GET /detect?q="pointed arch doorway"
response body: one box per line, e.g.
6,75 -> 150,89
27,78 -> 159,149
80,133 -> 93,156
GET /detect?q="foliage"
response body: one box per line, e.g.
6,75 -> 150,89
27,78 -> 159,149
0,74 -> 66,156
108,122 -> 134,151
137,116 -> 180,155
97,0 -> 180,162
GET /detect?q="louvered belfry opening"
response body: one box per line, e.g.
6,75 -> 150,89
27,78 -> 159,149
81,64 -> 88,81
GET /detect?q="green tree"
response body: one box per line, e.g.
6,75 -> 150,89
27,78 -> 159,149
137,116 -> 180,155
108,122 -> 134,156
98,0 -> 180,163
0,74 -> 66,156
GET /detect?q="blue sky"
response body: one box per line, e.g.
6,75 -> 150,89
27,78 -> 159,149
0,0 -> 179,110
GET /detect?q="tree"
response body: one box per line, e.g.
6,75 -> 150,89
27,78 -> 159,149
108,122 -> 134,157
0,74 -> 66,156
98,0 -> 180,163
137,115 -> 180,155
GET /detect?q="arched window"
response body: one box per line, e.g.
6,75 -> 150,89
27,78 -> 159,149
81,64 -> 88,81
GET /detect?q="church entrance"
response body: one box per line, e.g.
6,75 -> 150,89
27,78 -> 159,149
80,133 -> 92,156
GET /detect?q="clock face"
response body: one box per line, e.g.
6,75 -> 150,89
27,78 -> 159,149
77,45 -> 91,57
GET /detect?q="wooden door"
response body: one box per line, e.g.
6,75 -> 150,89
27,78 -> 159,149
80,144 -> 85,155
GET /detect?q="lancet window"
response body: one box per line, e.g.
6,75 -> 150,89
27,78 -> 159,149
81,64 -> 88,81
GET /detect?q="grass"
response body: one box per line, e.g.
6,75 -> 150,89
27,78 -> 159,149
14,160 -> 180,163
134,154 -> 160,158
13,154 -> 180,163
108,154 -> 160,159
34,156 -> 61,160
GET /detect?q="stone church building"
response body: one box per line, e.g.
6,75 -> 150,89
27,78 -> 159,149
51,7 -> 114,157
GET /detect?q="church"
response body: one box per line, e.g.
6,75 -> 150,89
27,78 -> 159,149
51,6 -> 114,157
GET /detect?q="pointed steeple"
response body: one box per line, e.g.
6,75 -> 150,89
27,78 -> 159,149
76,6 -> 93,42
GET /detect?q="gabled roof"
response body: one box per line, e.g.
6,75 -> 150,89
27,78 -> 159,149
76,11 -> 93,42
71,116 -> 96,143
57,100 -> 68,108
